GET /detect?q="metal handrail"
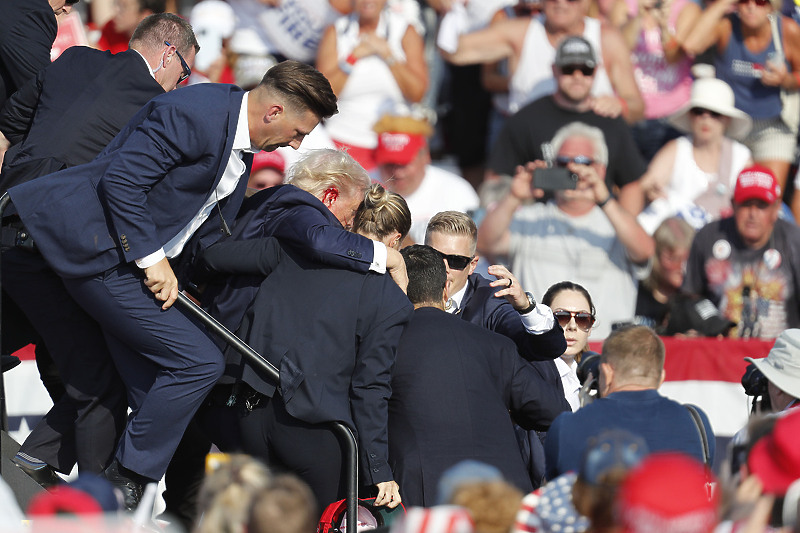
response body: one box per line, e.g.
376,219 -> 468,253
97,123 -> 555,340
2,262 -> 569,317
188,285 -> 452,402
0,191 -> 11,478
173,292 -> 359,525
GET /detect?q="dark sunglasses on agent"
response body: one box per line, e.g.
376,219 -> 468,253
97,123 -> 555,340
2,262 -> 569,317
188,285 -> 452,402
439,252 -> 474,271
164,41 -> 191,84
560,64 -> 595,76
554,310 -> 595,331
738,0 -> 770,7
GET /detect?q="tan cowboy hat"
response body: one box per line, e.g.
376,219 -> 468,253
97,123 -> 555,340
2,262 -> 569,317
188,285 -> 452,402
668,78 -> 753,141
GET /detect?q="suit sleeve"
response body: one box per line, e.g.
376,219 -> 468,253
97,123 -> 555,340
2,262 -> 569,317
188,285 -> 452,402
486,302 -> 566,361
96,103 -> 218,262
0,8 -> 55,97
261,201 -> 375,273
0,68 -> 44,144
505,344 -> 571,431
350,279 -> 413,484
202,237 -> 283,276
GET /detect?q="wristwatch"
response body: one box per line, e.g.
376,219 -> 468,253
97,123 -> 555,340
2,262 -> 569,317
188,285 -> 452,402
519,292 -> 536,314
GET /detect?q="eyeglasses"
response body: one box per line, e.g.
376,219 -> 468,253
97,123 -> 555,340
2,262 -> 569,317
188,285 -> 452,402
738,0 -> 770,6
553,310 -> 595,331
689,107 -> 723,119
556,155 -> 594,166
165,41 -> 191,84
439,252 -> 474,271
559,64 -> 595,76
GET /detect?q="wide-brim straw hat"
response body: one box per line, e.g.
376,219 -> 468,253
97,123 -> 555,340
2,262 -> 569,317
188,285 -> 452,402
668,77 -> 753,141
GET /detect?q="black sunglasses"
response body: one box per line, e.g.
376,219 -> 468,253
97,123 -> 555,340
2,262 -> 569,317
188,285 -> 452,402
165,41 -> 191,84
553,310 -> 595,331
559,64 -> 595,76
689,107 -> 723,119
440,252 -> 474,271
65,0 -> 80,5
556,155 -> 594,167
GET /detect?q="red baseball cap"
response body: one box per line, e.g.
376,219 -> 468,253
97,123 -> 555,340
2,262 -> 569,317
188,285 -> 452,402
733,165 -> 781,205
748,409 -> 800,495
618,453 -> 718,533
375,132 -> 426,166
252,150 -> 286,174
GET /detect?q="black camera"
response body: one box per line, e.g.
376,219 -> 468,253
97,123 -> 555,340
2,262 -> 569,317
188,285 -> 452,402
741,362 -> 771,412
533,167 -> 578,191
577,351 -> 601,390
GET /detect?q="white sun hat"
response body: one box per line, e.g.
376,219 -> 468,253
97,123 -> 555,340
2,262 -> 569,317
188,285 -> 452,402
668,77 -> 753,141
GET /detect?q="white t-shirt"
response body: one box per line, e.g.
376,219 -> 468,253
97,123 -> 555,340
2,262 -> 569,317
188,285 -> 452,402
402,165 -> 479,244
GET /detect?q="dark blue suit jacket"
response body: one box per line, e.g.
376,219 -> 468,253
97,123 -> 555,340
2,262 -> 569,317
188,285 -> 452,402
0,0 -> 56,110
203,236 -> 413,485
388,307 -> 571,506
0,47 -> 165,193
9,84 -> 249,279
202,184 -> 378,334
459,273 -> 566,361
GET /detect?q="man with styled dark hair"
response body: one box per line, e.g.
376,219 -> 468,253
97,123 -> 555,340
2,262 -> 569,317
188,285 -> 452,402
544,325 -> 715,479
388,245 -> 569,506
1,12 -> 199,488
7,60 -> 336,510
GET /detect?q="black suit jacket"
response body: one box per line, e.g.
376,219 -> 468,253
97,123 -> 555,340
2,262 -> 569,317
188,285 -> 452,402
0,0 -> 57,110
203,236 -> 414,485
459,273 -> 565,361
0,47 -> 164,194
388,307 -> 571,506
0,47 -> 165,194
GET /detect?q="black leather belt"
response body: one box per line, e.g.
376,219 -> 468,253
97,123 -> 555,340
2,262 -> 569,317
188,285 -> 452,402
0,217 -> 35,250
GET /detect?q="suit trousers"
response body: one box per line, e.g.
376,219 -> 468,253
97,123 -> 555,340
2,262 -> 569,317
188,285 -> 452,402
2,246 -> 126,473
63,263 -> 225,481
238,395 -> 346,514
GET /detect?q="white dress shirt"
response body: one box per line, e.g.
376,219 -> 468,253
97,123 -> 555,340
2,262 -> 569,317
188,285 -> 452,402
136,92 -> 254,268
555,357 -> 581,412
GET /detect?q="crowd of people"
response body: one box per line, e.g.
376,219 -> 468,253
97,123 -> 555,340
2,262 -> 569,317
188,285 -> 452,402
2,0 -> 800,532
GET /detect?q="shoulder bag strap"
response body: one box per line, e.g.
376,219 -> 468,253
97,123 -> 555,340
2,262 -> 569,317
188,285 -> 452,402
685,404 -> 711,466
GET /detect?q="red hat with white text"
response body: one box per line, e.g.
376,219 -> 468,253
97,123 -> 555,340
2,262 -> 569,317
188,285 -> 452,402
733,165 -> 781,205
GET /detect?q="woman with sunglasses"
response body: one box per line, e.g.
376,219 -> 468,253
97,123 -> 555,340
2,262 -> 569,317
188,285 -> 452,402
637,77 -> 753,233
683,0 -> 800,194
541,281 -> 597,411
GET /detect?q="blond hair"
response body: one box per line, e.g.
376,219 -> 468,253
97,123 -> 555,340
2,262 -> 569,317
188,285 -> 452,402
425,211 -> 478,255
352,183 -> 411,241
286,149 -> 370,200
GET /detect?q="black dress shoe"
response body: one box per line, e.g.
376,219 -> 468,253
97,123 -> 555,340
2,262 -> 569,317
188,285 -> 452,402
11,454 -> 61,487
104,459 -> 144,511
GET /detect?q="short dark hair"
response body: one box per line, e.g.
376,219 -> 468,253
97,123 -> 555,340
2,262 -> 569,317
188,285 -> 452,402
259,61 -> 338,121
130,12 -> 199,55
401,245 -> 447,306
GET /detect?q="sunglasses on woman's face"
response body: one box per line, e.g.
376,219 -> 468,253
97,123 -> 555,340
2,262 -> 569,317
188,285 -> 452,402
553,310 -> 595,331
738,0 -> 771,6
689,107 -> 723,119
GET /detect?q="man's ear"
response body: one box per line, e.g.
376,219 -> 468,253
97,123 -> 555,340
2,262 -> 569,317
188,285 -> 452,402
265,103 -> 283,122
659,368 -> 666,387
467,254 -> 479,275
599,361 -> 613,397
321,187 -> 339,207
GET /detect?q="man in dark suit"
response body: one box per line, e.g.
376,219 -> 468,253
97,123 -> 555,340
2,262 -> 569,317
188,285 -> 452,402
424,210 -> 565,361
7,60 -> 337,509
0,0 -> 76,111
0,13 -> 198,487
389,245 -> 571,506
200,149 -> 413,513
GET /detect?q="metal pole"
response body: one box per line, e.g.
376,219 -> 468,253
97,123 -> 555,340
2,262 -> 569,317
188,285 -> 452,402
0,192 -> 11,479
173,293 -> 359,522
